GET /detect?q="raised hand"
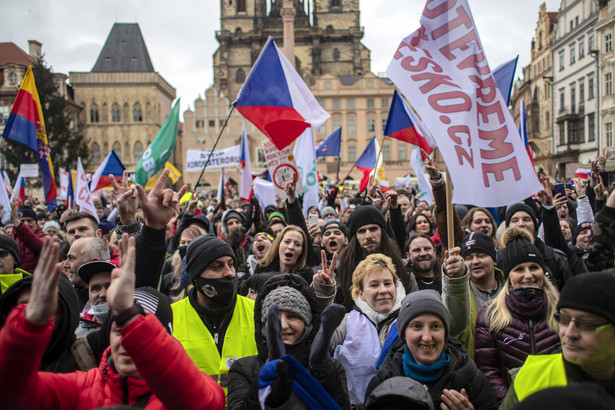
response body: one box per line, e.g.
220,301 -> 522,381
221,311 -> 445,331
111,170 -> 137,225
10,201 -> 19,225
535,175 -> 554,207
283,173 -> 297,203
444,247 -> 464,278
185,192 -> 199,216
265,304 -> 285,362
308,223 -> 322,245
553,193 -> 568,209
25,237 -> 61,325
424,155 -> 440,179
595,176 -> 606,201
313,249 -> 337,285
107,234 -> 136,316
135,169 -> 188,230
386,189 -> 398,209
573,178 -> 586,198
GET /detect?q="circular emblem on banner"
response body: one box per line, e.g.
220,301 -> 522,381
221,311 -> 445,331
202,284 -> 217,298
273,164 -> 299,190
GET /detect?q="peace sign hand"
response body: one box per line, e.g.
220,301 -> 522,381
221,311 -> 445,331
313,249 -> 337,285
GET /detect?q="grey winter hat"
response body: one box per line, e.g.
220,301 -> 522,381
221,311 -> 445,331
397,290 -> 450,339
261,286 -> 312,326
321,206 -> 337,219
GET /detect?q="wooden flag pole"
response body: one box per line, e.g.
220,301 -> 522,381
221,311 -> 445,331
444,165 -> 455,250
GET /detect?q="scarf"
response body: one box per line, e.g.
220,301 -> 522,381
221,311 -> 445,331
402,345 -> 450,386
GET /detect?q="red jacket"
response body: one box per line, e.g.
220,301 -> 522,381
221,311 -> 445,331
0,304 -> 225,410
11,223 -> 48,273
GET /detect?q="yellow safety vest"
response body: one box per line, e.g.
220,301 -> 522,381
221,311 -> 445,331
0,268 -> 30,293
172,295 -> 258,396
514,353 -> 568,401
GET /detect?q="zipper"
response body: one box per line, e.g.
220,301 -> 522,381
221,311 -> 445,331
529,319 -> 535,354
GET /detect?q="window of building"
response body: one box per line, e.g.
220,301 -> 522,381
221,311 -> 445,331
348,145 -> 356,161
112,141 -> 122,160
347,118 -> 356,134
579,79 -> 585,102
332,118 -> 342,131
256,147 -> 266,163
331,0 -> 341,7
589,75 -> 595,99
569,121 -> 579,144
606,122 -> 613,147
196,120 -> 205,128
559,122 -> 566,145
570,20 -> 574,31
90,142 -> 101,164
570,85 -> 576,112
133,102 -> 143,122
8,71 -> 17,84
589,34 -> 595,52
237,0 -> 246,13
606,72 -> 613,95
324,81 -> 332,89
382,118 -> 387,132
381,98 -> 389,108
332,99 -> 341,109
546,111 -> 550,130
579,38 -> 585,59
209,120 -> 215,127
559,51 -> 565,71
579,117 -> 585,143
559,89 -> 565,112
382,144 -> 391,161
333,48 -> 340,61
219,119 -> 225,127
133,141 -> 144,162
398,144 -> 407,161
111,103 -> 121,122
588,114 -> 595,141
367,98 -> 374,108
0,105 -> 10,125
606,33 -> 613,53
347,99 -> 355,109
90,103 -> 99,123
570,44 -> 576,64
235,68 -> 245,83
367,118 -> 375,132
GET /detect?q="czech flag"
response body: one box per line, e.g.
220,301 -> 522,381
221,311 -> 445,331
354,136 -> 377,192
384,90 -> 434,156
89,150 -> 126,192
519,99 -> 535,168
240,122 -> 253,201
575,168 -> 591,179
2,66 -> 57,211
316,127 -> 341,157
234,37 -> 329,150
492,56 -> 518,106
10,171 -> 26,204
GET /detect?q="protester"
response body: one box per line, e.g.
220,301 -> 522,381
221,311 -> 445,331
0,235 -> 30,294
405,233 -> 441,292
461,207 -> 501,248
255,225 -> 313,284
75,260 -> 115,338
474,227 -> 560,404
9,204 -> 48,272
160,226 -> 202,300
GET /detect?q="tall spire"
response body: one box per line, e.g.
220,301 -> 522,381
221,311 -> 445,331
281,0 -> 296,67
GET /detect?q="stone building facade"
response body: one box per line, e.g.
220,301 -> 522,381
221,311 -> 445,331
596,0 -> 615,162
69,23 -> 176,172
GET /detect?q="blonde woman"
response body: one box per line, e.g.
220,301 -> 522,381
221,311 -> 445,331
254,225 -> 313,284
474,227 -> 560,404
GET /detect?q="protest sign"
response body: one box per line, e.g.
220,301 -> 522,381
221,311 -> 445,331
185,145 -> 241,172
262,139 -> 304,199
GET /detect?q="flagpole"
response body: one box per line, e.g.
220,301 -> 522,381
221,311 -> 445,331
372,135 -> 386,183
437,146 -> 454,251
192,105 -> 236,197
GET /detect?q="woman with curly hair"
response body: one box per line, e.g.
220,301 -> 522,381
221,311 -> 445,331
461,207 -> 502,249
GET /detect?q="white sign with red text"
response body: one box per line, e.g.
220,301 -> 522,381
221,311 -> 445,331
262,139 -> 304,199
386,0 -> 541,207
75,158 -> 99,222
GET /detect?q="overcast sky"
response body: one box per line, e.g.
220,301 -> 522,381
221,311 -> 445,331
1,0 -> 562,119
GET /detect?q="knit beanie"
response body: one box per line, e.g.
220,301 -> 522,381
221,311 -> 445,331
572,221 -> 593,245
18,206 -> 37,222
43,220 -> 61,233
397,290 -> 450,339
348,205 -> 387,238
501,227 -> 546,278
223,209 -> 245,226
460,231 -> 496,261
505,203 -> 538,234
261,286 -> 312,326
321,206 -> 337,219
268,211 -> 286,224
0,235 -> 20,267
185,234 -> 236,281
558,271 -> 615,325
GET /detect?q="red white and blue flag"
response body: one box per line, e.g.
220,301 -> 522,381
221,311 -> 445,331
575,168 -> 591,179
89,150 -> 126,192
384,90 -> 434,157
2,66 -> 57,211
354,136 -> 377,192
10,171 -> 26,204
240,122 -> 253,201
519,99 -> 535,168
1,171 -> 11,198
234,37 -> 329,150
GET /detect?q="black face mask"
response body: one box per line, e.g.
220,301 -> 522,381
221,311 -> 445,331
195,276 -> 237,306
512,286 -> 543,301
178,245 -> 187,259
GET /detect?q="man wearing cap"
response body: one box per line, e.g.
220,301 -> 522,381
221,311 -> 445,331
0,235 -> 30,294
501,271 -> 615,408
9,204 -> 48,273
75,259 -> 116,338
172,235 -> 258,398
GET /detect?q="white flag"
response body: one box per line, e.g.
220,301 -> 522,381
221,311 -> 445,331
75,158 -> 99,222
253,177 -> 276,215
0,176 -> 11,223
58,168 -> 69,200
293,128 -> 319,218
410,147 -> 434,205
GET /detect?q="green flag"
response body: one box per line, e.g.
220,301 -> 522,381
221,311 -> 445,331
135,99 -> 180,185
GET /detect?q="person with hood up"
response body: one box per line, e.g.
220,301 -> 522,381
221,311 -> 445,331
474,227 -> 560,404
227,273 -> 350,409
0,235 -> 226,409
365,290 -> 497,410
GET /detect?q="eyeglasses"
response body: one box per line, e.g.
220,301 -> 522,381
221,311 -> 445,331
0,250 -> 9,258
554,312 -> 612,332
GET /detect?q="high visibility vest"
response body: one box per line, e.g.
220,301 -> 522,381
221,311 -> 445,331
172,295 -> 258,396
0,268 -> 30,294
514,353 -> 568,401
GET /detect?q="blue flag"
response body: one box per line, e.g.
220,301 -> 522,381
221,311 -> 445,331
493,56 -> 518,106
316,127 -> 341,157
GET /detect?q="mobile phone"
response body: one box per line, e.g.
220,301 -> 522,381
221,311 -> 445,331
554,183 -> 566,198
309,214 -> 318,226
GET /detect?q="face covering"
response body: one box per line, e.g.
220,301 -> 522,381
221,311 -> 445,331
512,286 -> 543,301
88,302 -> 109,316
178,245 -> 187,259
195,276 -> 237,306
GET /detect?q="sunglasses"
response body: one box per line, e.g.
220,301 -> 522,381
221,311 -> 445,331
554,312 -> 612,332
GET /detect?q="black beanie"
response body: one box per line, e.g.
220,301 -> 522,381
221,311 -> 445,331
460,231 -> 496,261
0,235 -> 20,267
572,221 -> 593,245
185,234 -> 236,281
558,272 -> 615,325
502,228 -> 546,278
348,205 -> 387,238
505,203 -> 538,234
17,206 -> 37,222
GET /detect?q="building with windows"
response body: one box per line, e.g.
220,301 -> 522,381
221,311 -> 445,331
596,0 -> 615,159
70,23 -> 177,172
551,0 -> 600,179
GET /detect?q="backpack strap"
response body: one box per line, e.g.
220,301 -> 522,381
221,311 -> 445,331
70,337 -> 98,371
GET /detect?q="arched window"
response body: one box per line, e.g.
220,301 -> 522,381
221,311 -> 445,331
112,141 -> 121,160
8,71 -> 17,84
133,141 -> 144,162
236,68 -> 246,83
111,103 -> 121,122
90,103 -> 99,123
133,102 -> 143,122
90,142 -> 101,164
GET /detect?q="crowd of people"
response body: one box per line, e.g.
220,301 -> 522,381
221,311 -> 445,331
0,152 -> 614,409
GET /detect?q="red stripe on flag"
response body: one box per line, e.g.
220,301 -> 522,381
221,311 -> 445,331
235,105 -> 309,150
11,89 -> 38,124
